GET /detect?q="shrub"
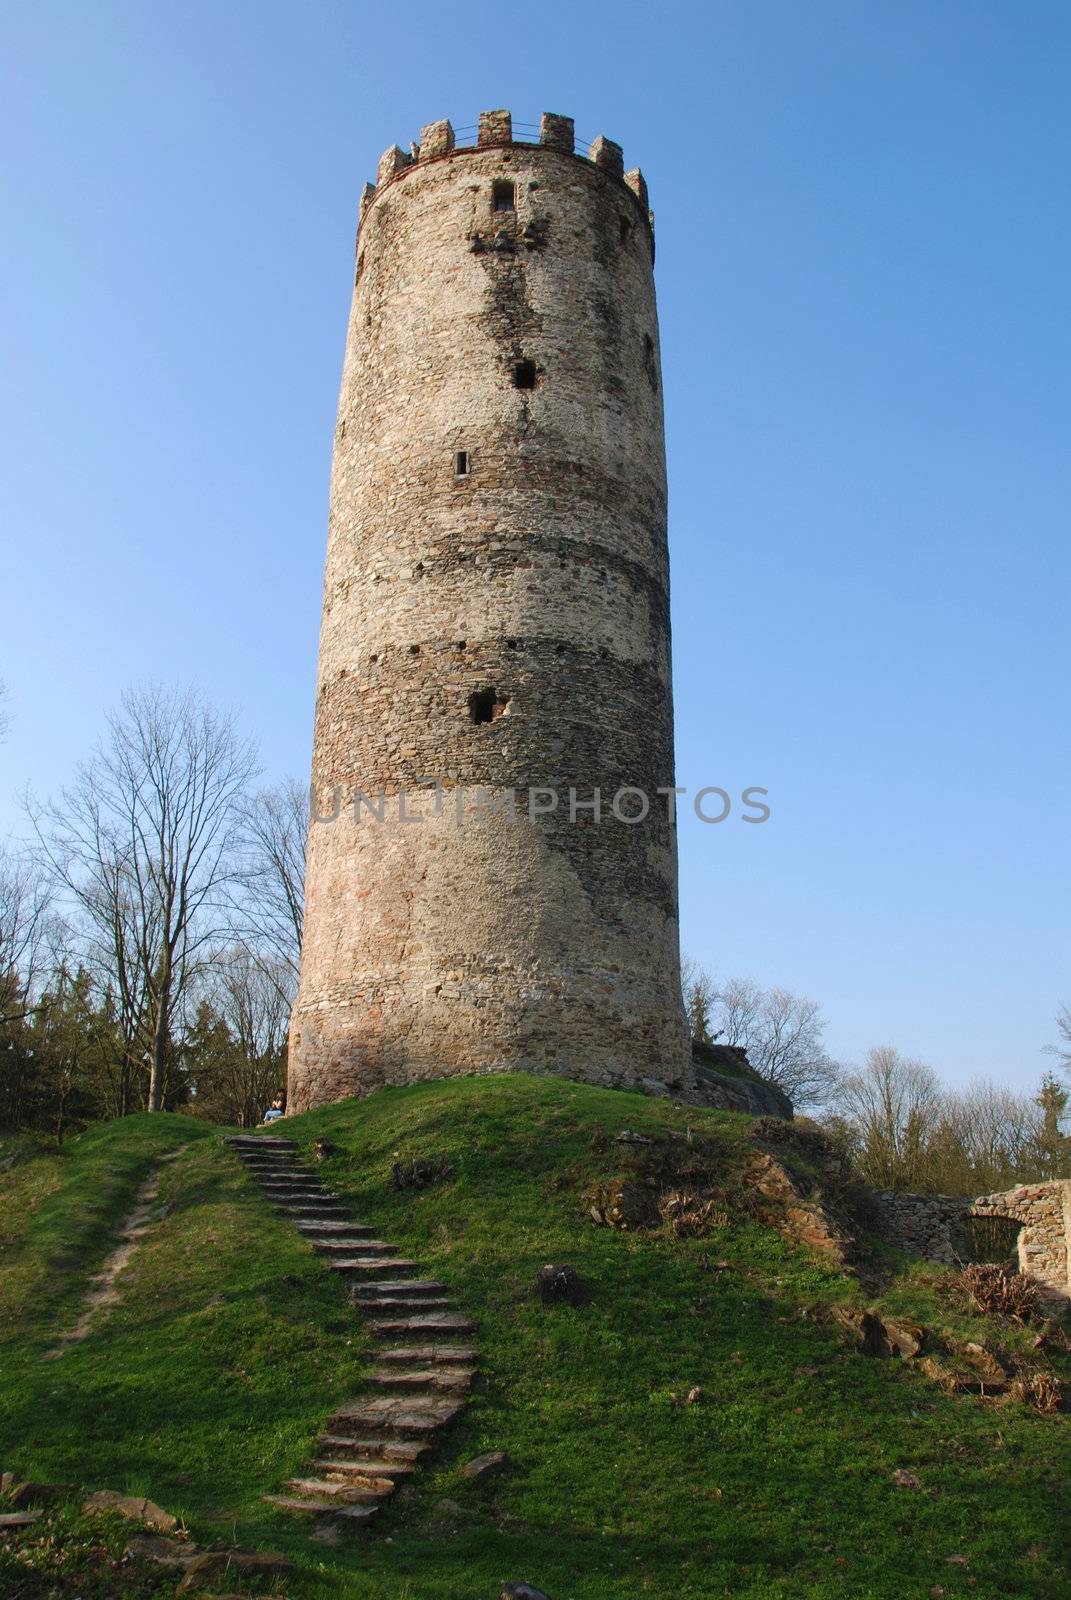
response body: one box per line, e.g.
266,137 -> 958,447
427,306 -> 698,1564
941,1263 -> 1041,1322
658,1189 -> 730,1238
1008,1372 -> 1064,1413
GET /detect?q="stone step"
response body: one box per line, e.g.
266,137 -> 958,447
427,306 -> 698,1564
235,1159 -> 302,1167
284,1476 -> 392,1504
269,1187 -> 341,1197
367,1366 -> 474,1393
331,1257 -> 419,1273
355,1294 -> 455,1312
316,1434 -> 431,1461
225,1145 -> 294,1158
351,1280 -> 448,1297
298,1226 -> 378,1240
258,1175 -> 328,1188
263,1494 -> 378,1523
226,1136 -> 295,1147
232,1145 -> 299,1158
306,1232 -> 380,1249
367,1313 -> 476,1335
264,1193 -> 341,1206
376,1344 -> 479,1365
326,1397 -> 465,1434
309,1459 -> 406,1487
316,1237 -> 395,1252
295,1218 -> 374,1233
257,1173 -> 325,1182
225,1132 -> 475,1533
282,1212 -> 351,1225
352,1286 -> 448,1299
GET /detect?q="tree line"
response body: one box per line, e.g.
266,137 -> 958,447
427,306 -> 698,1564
1,684 -> 306,1134
682,961 -> 1070,1196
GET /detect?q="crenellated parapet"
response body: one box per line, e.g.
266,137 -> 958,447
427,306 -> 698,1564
355,109 -> 654,242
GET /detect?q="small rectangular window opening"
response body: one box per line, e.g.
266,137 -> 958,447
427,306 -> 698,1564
513,360 -> 537,390
493,180 -> 516,213
469,688 -> 497,724
455,450 -> 470,477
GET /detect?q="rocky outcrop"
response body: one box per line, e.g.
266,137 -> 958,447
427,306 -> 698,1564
685,1043 -> 793,1119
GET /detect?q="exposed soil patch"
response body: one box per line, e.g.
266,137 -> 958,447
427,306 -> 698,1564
45,1160 -> 173,1358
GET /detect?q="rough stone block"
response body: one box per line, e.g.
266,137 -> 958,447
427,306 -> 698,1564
478,109 -> 512,145
7,1481 -> 70,1508
540,113 -> 574,152
624,167 -> 648,207
376,145 -> 410,185
460,1449 -> 508,1482
81,1491 -> 177,1531
588,135 -> 624,177
419,119 -> 454,158
123,1533 -> 196,1567
175,1549 -> 294,1594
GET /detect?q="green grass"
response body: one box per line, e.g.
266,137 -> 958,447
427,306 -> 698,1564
1,1076 -> 1069,1600
0,1114 -> 212,1341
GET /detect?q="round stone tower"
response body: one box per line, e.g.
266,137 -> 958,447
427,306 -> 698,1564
288,109 -> 693,1111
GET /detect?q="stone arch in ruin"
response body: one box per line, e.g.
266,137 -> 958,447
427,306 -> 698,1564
969,1180 -> 1071,1310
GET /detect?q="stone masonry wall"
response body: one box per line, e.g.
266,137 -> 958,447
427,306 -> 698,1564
288,113 -> 693,1111
971,1181 -> 1070,1308
873,1180 -> 1071,1309
871,1192 -> 972,1266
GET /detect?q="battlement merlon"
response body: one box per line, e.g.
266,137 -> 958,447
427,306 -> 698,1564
357,111 -> 653,242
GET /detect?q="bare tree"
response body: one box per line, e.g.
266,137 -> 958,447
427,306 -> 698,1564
0,843 -> 61,1027
833,1047 -> 942,1189
713,975 -> 838,1108
236,777 -> 307,985
30,685 -> 257,1111
185,945 -> 291,1126
218,946 -> 293,1060
924,1078 -> 1039,1194
1045,1004 -> 1071,1077
0,679 -> 10,743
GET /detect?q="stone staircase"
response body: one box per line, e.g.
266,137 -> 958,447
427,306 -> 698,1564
224,1134 -> 477,1527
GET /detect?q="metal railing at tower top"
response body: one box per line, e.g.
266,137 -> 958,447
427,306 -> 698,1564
447,123 -> 603,159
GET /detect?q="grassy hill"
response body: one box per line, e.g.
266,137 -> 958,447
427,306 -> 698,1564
1,1075 -> 1069,1599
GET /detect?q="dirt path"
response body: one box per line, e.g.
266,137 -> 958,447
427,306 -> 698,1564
45,1150 -> 183,1358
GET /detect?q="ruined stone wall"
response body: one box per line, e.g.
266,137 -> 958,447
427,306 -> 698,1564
871,1192 -> 971,1266
872,1180 -> 1071,1308
972,1181 -> 1070,1307
289,112 -> 692,1111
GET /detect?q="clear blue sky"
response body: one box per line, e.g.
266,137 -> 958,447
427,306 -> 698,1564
2,2 -> 1068,1092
